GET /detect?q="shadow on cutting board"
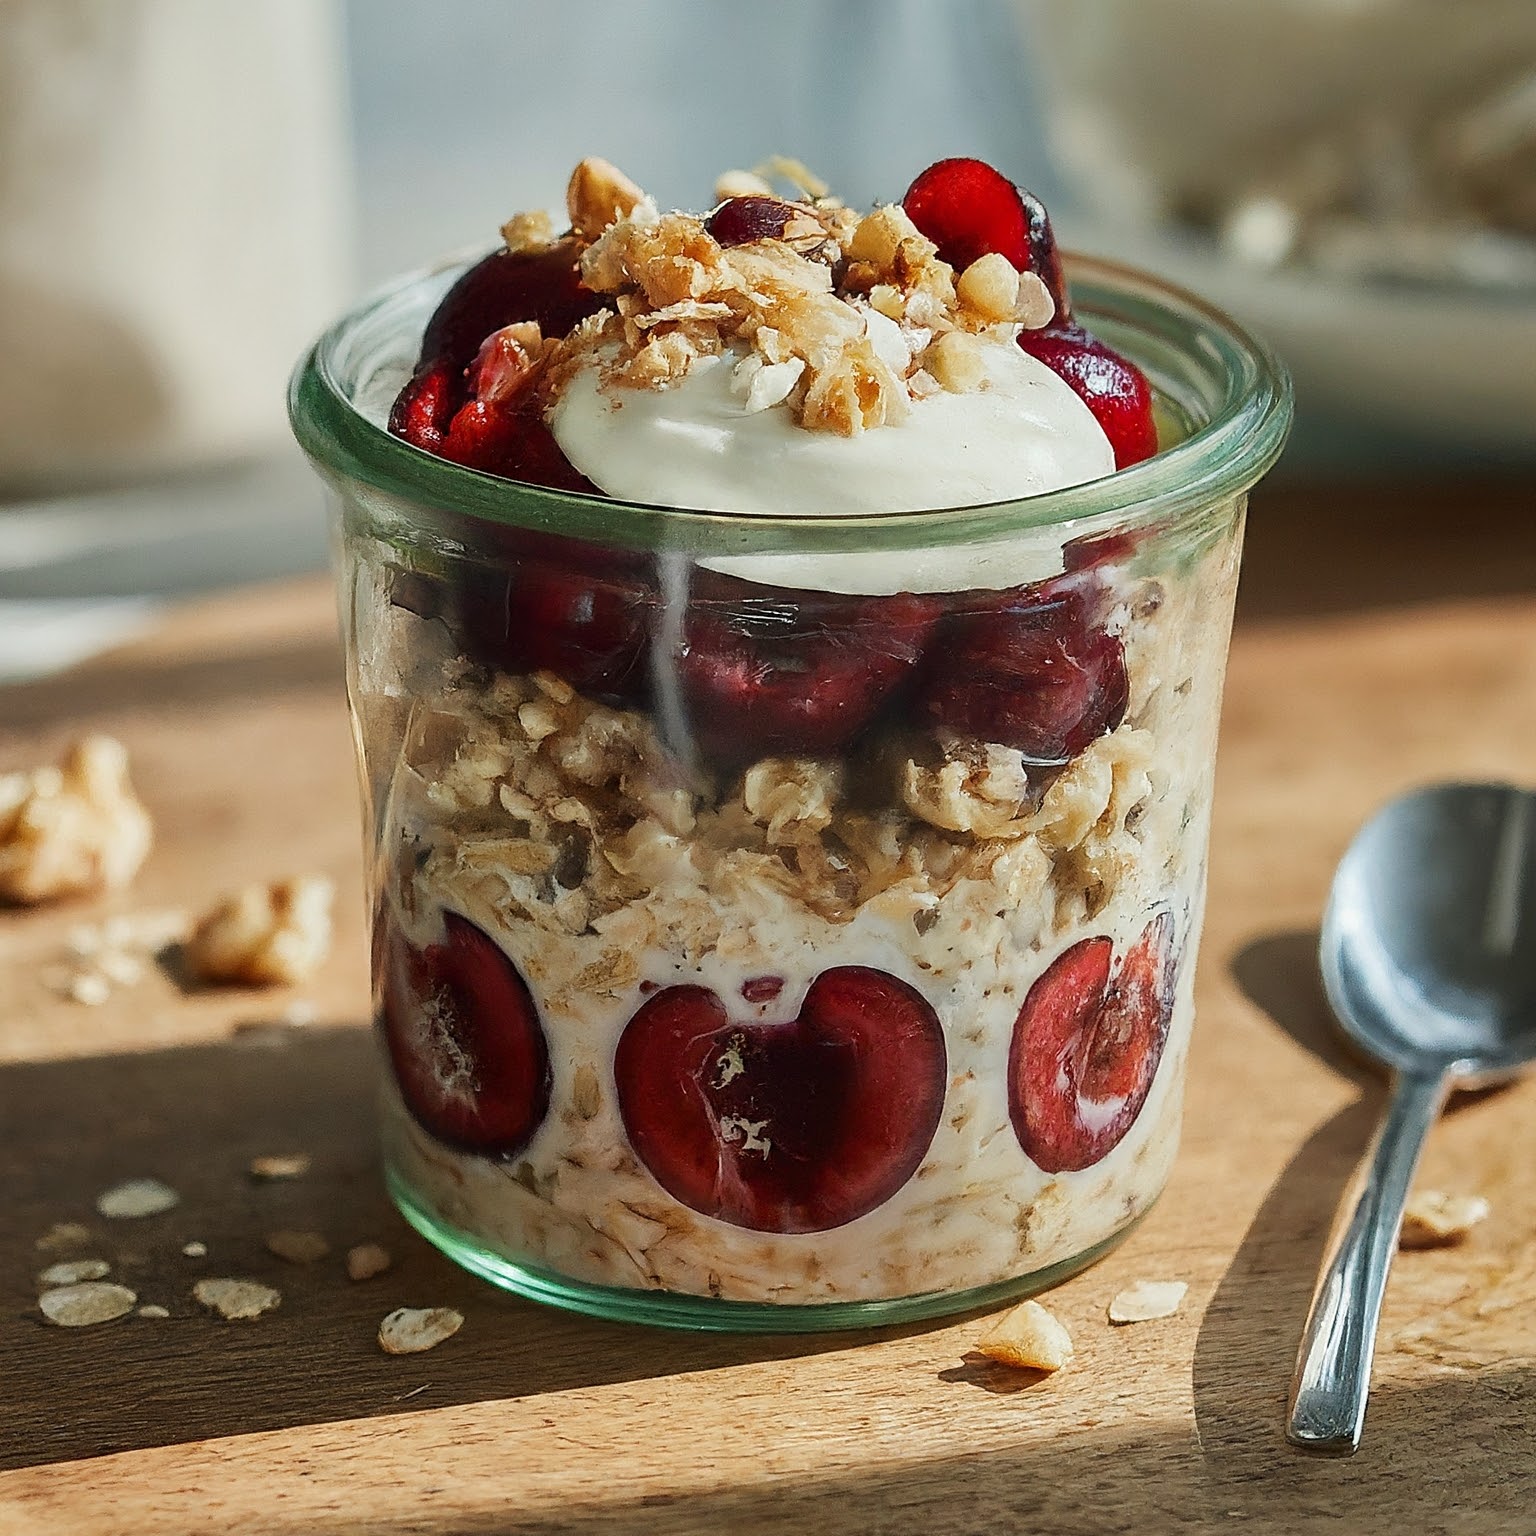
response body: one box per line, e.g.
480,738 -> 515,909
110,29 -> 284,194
0,1026 -> 911,1472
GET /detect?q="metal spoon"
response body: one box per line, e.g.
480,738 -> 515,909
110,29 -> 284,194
1287,782 -> 1536,1455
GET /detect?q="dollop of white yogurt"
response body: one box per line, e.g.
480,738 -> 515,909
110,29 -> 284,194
549,336 -> 1112,517
547,331 -> 1115,594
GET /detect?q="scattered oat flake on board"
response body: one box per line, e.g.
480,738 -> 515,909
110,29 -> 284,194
39,1282 -> 137,1327
249,1153 -> 311,1181
96,1178 -> 180,1218
976,1299 -> 1073,1372
266,1230 -> 330,1264
182,1240 -> 208,1258
1108,1280 -> 1188,1324
1401,1191 -> 1491,1249
379,1307 -> 464,1355
37,1258 -> 110,1287
194,1278 -> 281,1320
137,1304 -> 171,1319
347,1243 -> 393,1281
35,1222 -> 91,1252
67,972 -> 111,1006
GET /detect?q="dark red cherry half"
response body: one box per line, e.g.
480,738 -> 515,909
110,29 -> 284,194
917,577 -> 1127,763
903,157 -> 1068,318
615,967 -> 947,1233
378,911 -> 551,1155
420,239 -> 604,377
677,577 -> 941,765
706,196 -> 798,246
389,239 -> 609,491
1018,323 -> 1158,470
1008,911 -> 1177,1173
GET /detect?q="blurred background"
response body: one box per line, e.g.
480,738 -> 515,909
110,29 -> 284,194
2,0 -> 1533,683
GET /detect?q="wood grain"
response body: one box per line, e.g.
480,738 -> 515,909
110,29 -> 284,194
3,483 -> 1536,1534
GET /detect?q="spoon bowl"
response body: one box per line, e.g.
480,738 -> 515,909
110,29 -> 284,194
1289,781 -> 1536,1455
1322,782 -> 1536,1082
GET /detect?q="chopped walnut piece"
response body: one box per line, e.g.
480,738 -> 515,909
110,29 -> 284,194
184,875 -> 334,987
566,156 -> 646,241
500,208 -> 555,254
976,1298 -> 1074,1372
800,341 -> 909,435
1108,1279 -> 1188,1324
925,330 -> 987,393
1401,1190 -> 1491,1249
846,204 -> 939,276
347,1243 -> 393,1282
0,736 -> 152,905
956,253 -> 1024,323
379,1306 -> 464,1355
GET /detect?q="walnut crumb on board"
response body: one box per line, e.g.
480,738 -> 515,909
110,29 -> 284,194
975,1299 -> 1073,1372
0,736 -> 152,904
184,875 -> 334,986
1401,1190 -> 1491,1249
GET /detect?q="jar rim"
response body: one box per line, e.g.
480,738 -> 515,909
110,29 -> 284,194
289,250 -> 1293,556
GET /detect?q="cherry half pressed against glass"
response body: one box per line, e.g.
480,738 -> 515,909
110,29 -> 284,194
1008,911 -> 1179,1174
614,967 -> 948,1234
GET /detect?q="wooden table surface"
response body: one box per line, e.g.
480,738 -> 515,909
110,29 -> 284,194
3,479 -> 1535,1535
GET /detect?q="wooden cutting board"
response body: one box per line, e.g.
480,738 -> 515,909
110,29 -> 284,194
3,482 -> 1536,1535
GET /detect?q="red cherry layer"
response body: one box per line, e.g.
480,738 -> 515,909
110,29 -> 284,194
1008,911 -> 1176,1173
615,968 -> 947,1233
678,577 -> 941,767
902,158 -> 1156,468
378,910 -> 552,1155
917,575 -> 1128,763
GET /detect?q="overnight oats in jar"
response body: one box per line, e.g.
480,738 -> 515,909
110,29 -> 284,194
290,155 -> 1291,1329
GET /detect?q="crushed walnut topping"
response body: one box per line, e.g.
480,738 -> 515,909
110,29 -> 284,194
0,736 -> 152,905
184,875 -> 334,987
512,157 -> 1057,437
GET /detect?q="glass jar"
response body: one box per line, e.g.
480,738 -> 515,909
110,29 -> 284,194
291,256 -> 1291,1331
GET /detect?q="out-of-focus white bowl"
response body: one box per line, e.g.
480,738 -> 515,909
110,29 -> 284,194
1060,215 -> 1536,452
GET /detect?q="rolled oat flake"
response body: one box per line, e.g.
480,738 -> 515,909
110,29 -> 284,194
40,1282 -> 137,1327
378,1306 -> 463,1355
96,1178 -> 180,1219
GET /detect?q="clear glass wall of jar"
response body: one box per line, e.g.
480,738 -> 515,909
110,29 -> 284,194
292,258 -> 1291,1331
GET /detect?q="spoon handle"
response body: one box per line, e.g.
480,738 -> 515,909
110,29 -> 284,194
1286,1067 -> 1450,1455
